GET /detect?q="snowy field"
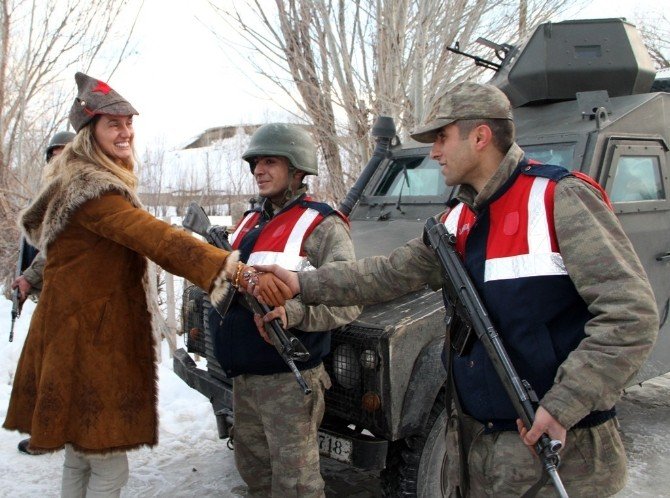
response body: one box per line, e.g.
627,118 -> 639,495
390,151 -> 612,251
1,296 -> 669,497
0,297 -> 245,497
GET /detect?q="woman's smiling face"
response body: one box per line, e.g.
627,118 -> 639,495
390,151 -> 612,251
93,114 -> 134,162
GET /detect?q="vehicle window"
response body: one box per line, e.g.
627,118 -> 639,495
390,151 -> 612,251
522,143 -> 575,168
373,156 -> 447,197
610,155 -> 665,202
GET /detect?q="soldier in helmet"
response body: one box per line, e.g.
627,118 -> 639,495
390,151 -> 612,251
46,131 -> 76,162
12,130 -> 76,309
12,130 -> 75,455
211,123 -> 361,497
252,84 -> 659,497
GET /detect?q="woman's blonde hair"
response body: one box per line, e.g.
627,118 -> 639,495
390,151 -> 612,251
45,117 -> 138,190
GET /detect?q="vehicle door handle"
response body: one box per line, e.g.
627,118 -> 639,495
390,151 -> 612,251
656,252 -> 670,262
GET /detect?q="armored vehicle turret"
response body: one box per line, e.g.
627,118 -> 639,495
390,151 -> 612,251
174,18 -> 670,497
491,18 -> 656,106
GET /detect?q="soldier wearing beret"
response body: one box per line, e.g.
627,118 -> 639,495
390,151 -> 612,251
251,83 -> 659,497
3,72 -> 290,497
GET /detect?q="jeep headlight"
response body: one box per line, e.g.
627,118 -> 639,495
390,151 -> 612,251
333,344 -> 361,389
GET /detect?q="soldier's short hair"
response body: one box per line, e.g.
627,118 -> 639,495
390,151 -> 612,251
454,118 -> 515,154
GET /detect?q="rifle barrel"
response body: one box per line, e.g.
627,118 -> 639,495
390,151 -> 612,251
10,237 -> 26,342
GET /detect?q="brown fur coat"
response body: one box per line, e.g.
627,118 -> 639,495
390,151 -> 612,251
3,157 -> 237,453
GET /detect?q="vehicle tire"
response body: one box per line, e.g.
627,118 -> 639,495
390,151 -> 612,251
380,390 -> 449,497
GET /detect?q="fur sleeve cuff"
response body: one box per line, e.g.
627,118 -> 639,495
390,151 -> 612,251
209,250 -> 240,306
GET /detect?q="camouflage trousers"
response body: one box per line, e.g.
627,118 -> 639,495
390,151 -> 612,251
232,364 -> 331,498
446,413 -> 627,497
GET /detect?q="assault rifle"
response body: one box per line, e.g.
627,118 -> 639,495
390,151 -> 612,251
9,237 -> 35,342
446,37 -> 514,72
9,243 -> 23,342
423,217 -> 569,498
182,202 -> 312,395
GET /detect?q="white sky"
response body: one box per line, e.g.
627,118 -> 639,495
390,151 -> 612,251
98,0 -> 666,152
108,0 -> 292,152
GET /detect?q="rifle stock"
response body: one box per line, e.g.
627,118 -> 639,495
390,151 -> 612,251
424,217 -> 569,498
182,202 -> 312,395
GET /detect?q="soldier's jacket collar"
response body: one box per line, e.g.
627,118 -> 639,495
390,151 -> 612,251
457,142 -> 524,213
261,185 -> 309,219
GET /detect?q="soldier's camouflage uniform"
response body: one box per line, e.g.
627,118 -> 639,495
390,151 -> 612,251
297,144 -> 659,497
233,187 -> 360,498
21,251 -> 46,299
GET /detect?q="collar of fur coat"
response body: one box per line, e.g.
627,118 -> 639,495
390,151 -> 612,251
21,158 -> 141,251
21,157 -> 170,362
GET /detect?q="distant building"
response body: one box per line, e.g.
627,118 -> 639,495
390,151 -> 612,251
139,125 -> 259,220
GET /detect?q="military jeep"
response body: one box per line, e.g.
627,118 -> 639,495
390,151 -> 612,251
174,18 -> 670,496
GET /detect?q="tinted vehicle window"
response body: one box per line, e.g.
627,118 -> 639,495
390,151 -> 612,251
610,155 -> 665,202
373,156 -> 447,197
522,143 -> 576,168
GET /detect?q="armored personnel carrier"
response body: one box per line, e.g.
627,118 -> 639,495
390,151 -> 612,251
174,18 -> 670,497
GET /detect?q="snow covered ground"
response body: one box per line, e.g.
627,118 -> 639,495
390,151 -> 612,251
0,297 -> 244,498
2,296 -> 669,497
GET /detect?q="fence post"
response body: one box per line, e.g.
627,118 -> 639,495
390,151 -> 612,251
165,270 -> 177,356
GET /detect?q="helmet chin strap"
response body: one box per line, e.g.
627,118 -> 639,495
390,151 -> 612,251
276,166 -> 304,206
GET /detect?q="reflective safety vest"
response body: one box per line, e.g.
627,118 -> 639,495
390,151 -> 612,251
443,168 -> 567,282
213,195 -> 341,377
441,161 -> 609,430
230,196 -> 327,270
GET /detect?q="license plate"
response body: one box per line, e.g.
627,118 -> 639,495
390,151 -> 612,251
318,431 -> 352,464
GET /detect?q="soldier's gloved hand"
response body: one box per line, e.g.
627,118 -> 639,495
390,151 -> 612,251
248,272 -> 293,307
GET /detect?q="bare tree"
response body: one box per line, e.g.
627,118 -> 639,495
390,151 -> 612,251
137,140 -> 169,217
206,0 -> 570,203
215,126 -> 256,221
1,0 -> 141,292
636,14 -> 670,70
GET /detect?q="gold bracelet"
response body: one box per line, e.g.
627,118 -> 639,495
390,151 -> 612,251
232,262 -> 245,288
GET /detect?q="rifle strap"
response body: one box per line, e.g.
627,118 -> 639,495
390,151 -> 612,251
521,471 -> 550,498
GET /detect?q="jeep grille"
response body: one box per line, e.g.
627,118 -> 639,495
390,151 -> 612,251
324,324 -> 387,431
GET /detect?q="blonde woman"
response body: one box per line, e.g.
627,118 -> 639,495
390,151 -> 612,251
3,72 -> 290,497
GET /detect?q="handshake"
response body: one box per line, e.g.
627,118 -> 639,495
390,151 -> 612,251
232,263 -> 301,307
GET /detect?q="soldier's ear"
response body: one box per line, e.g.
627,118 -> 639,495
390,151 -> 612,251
472,124 -> 493,151
294,170 -> 307,182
